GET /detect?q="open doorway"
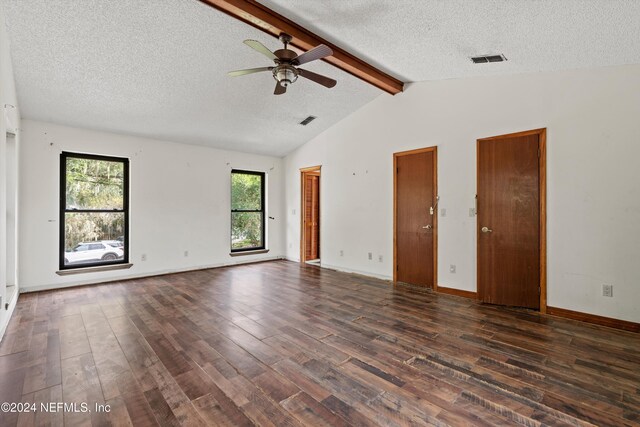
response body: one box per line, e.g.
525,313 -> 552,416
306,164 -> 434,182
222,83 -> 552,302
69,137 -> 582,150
300,166 -> 321,264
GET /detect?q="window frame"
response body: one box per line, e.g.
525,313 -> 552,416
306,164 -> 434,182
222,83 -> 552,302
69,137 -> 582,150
230,169 -> 266,253
59,151 -> 130,270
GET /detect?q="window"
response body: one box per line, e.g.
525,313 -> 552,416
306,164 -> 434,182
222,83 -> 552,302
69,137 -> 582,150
60,152 -> 129,269
231,170 -> 265,252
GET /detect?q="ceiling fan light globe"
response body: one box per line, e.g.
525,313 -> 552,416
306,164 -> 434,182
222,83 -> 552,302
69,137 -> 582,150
274,65 -> 298,86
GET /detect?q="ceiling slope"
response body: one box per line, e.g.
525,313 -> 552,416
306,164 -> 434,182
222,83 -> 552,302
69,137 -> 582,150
3,0 -> 381,156
259,0 -> 640,82
198,0 -> 404,94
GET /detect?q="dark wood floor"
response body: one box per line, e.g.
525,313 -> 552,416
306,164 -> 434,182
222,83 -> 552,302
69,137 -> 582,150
1,260 -> 639,426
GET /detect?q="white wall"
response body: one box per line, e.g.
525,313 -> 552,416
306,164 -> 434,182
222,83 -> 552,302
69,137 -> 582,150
0,1 -> 21,341
5,133 -> 17,287
284,64 -> 640,323
19,120 -> 285,292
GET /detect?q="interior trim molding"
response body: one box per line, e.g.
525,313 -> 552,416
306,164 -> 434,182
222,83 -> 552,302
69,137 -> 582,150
437,286 -> 478,300
25,256 -> 286,293
432,289 -> 638,334
300,165 -> 322,172
230,249 -> 269,257
0,291 -> 19,343
56,263 -> 133,276
547,306 -> 640,333
300,165 -> 321,264
319,262 -> 393,282
198,0 -> 404,95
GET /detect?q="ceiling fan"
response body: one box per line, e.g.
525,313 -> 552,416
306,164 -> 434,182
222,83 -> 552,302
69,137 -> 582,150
228,33 -> 337,95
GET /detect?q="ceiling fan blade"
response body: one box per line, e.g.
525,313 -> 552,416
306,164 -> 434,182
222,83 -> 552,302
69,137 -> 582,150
274,81 -> 286,95
294,44 -> 333,65
227,67 -> 273,77
298,68 -> 337,88
244,40 -> 278,61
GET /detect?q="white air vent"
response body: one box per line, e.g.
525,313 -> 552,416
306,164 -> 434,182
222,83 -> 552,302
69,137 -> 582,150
471,54 -> 507,64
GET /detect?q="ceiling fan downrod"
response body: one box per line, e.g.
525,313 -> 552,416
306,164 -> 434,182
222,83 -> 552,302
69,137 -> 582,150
279,33 -> 292,50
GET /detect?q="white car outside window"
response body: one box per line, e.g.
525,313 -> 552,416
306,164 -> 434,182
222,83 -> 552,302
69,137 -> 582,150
65,242 -> 124,265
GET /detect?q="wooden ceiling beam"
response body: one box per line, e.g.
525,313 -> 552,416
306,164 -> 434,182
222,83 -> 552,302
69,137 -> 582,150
198,0 -> 404,95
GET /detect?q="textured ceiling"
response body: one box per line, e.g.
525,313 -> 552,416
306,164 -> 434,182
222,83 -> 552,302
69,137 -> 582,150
2,0 -> 380,156
260,0 -> 640,82
5,1 -> 640,157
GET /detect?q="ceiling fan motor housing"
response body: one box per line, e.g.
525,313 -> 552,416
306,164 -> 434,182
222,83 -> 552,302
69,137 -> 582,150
274,64 -> 298,87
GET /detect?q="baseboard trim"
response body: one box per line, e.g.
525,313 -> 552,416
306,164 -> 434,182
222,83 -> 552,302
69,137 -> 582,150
0,289 -> 19,343
547,306 -> 640,333
317,262 -> 393,281
21,256 -> 286,293
17,258 -> 639,334
437,286 -> 478,300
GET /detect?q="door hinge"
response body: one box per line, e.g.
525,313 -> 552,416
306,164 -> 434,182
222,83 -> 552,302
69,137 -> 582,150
538,286 -> 541,295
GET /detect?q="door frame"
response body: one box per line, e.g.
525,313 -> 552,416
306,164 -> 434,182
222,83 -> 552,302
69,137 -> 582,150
300,165 -> 322,263
476,128 -> 547,312
393,146 -> 438,289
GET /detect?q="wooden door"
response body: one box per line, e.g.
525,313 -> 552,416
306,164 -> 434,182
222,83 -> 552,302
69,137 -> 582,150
301,168 -> 320,262
304,173 -> 320,260
395,148 -> 437,288
477,130 -> 544,309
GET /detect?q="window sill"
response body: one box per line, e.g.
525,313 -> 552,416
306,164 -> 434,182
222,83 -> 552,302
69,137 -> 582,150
229,249 -> 269,257
56,263 -> 133,276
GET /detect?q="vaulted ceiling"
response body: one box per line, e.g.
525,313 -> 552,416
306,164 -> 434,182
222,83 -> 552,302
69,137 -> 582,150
260,0 -> 640,82
4,1 -> 640,156
3,0 -> 380,156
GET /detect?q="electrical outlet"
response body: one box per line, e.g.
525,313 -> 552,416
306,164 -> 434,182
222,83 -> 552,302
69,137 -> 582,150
340,250 -> 344,257
378,255 -> 383,262
469,208 -> 476,217
441,208 -> 447,217
450,264 -> 456,273
368,252 -> 372,260
602,284 -> 613,297
141,254 -> 147,262
184,250 -> 189,257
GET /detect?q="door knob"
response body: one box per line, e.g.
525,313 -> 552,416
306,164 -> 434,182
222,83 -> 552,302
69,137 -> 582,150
481,226 -> 492,233
422,225 -> 432,230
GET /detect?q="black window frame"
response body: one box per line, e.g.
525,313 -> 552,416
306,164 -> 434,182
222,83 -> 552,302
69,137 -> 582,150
230,169 -> 266,252
59,151 -> 130,270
